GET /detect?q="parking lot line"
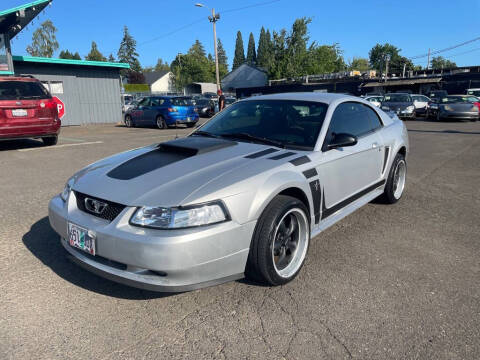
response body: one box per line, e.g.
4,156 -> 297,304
18,141 -> 103,152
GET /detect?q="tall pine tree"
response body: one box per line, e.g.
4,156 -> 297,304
217,38 -> 228,77
233,31 -> 245,70
257,27 -> 271,69
117,26 -> 141,73
246,32 -> 256,64
86,41 -> 106,61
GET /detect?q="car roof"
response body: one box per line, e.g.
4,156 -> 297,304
242,92 -> 360,105
385,92 -> 410,95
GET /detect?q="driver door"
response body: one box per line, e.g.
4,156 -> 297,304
318,102 -> 384,218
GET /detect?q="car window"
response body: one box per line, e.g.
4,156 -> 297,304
328,102 -> 380,139
170,97 -> 193,106
199,100 -> 328,150
0,81 -> 51,100
150,98 -> 165,106
383,94 -> 412,102
138,98 -> 150,106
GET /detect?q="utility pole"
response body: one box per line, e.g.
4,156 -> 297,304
209,8 -> 221,91
196,4 -> 221,92
427,48 -> 431,70
402,63 -> 406,78
385,54 -> 390,82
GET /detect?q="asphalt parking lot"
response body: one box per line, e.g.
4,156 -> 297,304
1,119 -> 479,360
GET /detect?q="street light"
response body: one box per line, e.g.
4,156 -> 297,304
195,3 -> 221,92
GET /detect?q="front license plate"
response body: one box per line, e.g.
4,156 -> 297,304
12,109 -> 28,117
68,222 -> 95,255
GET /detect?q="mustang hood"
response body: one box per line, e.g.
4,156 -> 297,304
71,137 -> 284,207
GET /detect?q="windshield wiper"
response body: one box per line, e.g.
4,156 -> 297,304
219,132 -> 285,148
191,130 -> 220,138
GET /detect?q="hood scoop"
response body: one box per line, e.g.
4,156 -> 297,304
107,136 -> 237,180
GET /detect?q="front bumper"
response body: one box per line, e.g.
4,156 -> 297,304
48,193 -> 255,292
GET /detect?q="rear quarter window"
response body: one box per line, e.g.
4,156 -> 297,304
0,81 -> 51,100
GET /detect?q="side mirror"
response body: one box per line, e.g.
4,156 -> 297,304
328,133 -> 357,150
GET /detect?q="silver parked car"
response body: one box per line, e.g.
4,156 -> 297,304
49,93 -> 409,292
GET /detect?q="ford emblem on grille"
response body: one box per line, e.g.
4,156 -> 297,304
85,198 -> 108,214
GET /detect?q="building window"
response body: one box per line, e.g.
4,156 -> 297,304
40,80 -> 64,94
0,35 -> 10,72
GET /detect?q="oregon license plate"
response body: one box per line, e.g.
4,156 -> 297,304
12,109 -> 28,117
68,222 -> 95,255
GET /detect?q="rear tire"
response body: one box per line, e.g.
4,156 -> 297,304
246,195 -> 310,286
380,152 -> 406,204
125,115 -> 134,128
42,135 -> 58,146
156,116 -> 166,129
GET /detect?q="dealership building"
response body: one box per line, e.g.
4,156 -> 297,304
0,0 -> 129,126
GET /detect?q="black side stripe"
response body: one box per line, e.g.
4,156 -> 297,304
382,147 -> 390,174
309,180 -> 321,224
289,156 -> 310,166
321,179 -> 386,220
303,168 -> 318,179
268,151 -> 296,160
244,148 -> 279,159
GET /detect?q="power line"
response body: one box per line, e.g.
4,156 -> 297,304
408,36 -> 480,59
222,0 -> 282,14
443,47 -> 480,59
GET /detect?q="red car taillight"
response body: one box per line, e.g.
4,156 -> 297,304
474,102 -> 480,111
38,99 -> 59,118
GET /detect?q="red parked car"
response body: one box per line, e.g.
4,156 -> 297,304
0,76 -> 60,146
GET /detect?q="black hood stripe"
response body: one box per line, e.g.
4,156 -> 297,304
107,137 -> 237,180
244,148 -> 279,159
268,151 -> 296,160
289,156 -> 311,166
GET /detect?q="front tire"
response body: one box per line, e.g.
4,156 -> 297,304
246,195 -> 310,286
381,152 -> 406,204
42,135 -> 58,146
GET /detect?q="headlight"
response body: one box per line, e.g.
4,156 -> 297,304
444,105 -> 453,111
60,178 -> 74,202
405,105 -> 415,112
130,201 -> 229,229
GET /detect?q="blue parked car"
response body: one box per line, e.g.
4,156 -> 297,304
124,96 -> 199,129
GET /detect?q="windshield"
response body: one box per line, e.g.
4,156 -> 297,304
170,97 -> 193,106
0,81 -> 51,100
442,96 -> 478,103
225,98 -> 236,104
467,90 -> 480,97
383,94 -> 411,103
197,100 -> 328,150
196,99 -> 210,106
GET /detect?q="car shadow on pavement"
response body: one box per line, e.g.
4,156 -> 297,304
22,217 -> 173,300
0,138 -> 45,151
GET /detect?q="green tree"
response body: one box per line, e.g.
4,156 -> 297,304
171,40 -> 214,91
368,43 -> 414,75
26,20 -> 59,58
108,53 -> 116,62
246,32 -> 256,64
348,57 -> 370,72
72,52 -> 81,60
307,44 -> 346,74
233,31 -> 245,70
217,38 -> 228,77
85,41 -> 107,61
431,56 -> 456,69
155,58 -> 170,72
257,27 -> 271,69
117,26 -> 141,73
59,50 -> 74,59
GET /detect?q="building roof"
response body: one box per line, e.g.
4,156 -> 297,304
221,63 -> 268,90
362,77 -> 442,88
144,70 -> 170,85
12,55 -> 130,69
0,0 -> 52,38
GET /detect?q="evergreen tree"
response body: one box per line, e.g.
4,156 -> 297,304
217,38 -> 229,76
108,53 -> 116,62
59,50 -> 74,59
233,31 -> 245,70
86,41 -> 107,61
72,52 -> 81,60
117,26 -> 142,73
26,20 -> 59,58
189,39 -> 206,58
246,32 -> 257,64
257,27 -> 268,68
154,58 -> 170,72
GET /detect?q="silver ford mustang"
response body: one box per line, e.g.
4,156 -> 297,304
49,93 -> 409,292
